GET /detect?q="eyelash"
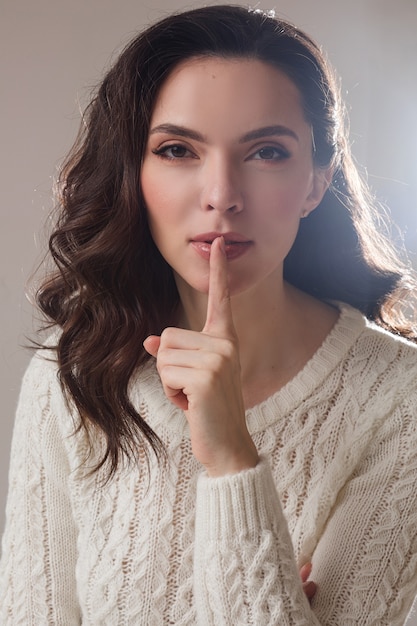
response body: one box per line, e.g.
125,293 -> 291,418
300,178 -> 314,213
151,143 -> 291,162
251,146 -> 291,161
152,144 -> 195,160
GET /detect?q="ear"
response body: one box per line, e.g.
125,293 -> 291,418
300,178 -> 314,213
301,166 -> 333,218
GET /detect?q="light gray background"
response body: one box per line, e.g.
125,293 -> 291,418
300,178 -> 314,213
1,0 -> 417,620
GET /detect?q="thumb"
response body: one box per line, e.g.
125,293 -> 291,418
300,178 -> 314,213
143,335 -> 161,358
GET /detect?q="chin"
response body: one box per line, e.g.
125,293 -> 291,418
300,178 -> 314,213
174,270 -> 209,295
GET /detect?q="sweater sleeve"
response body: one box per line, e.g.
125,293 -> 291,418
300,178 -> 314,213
0,354 -> 81,625
194,459 -> 319,625
193,400 -> 417,625
311,397 -> 417,625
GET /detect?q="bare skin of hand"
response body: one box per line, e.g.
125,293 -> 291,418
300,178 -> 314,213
300,562 -> 317,604
144,236 -> 259,477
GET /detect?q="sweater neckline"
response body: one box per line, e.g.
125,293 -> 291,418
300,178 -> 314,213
135,303 -> 366,438
245,302 -> 365,433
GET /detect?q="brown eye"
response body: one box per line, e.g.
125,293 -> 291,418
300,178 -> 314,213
249,146 -> 291,161
153,144 -> 195,160
167,145 -> 188,158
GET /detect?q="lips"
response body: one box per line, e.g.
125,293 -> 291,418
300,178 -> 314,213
192,231 -> 250,244
190,232 -> 253,261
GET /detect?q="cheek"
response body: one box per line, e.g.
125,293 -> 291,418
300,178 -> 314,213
251,178 -> 308,222
141,175 -> 174,241
141,165 -> 194,231
263,160 -> 314,212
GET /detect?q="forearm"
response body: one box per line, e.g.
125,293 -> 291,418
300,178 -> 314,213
193,459 -> 319,625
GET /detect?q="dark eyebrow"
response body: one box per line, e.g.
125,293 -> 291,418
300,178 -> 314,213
239,125 -> 299,143
148,123 -> 299,143
149,124 -> 207,142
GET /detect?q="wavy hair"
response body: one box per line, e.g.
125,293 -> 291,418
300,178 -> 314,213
36,5 -> 417,475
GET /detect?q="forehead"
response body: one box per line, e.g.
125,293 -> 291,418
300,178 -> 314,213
150,56 -> 308,134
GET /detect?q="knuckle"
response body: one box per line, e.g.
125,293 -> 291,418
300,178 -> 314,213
219,338 -> 236,360
209,342 -> 239,375
210,353 -> 224,373
160,326 -> 176,345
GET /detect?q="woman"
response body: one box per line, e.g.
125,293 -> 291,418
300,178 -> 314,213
1,5 -> 417,624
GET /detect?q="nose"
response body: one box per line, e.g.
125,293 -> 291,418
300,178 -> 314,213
200,157 -> 244,214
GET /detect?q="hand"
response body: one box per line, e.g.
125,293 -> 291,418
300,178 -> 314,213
300,562 -> 317,605
144,236 -> 259,476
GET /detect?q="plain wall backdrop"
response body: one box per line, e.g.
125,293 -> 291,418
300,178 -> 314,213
1,0 -> 417,619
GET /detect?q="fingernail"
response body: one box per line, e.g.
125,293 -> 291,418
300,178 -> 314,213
218,236 -> 226,254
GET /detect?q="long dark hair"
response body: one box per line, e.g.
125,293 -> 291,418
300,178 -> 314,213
36,5 -> 417,475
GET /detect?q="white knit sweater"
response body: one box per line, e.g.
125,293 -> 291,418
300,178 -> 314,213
1,303 -> 417,625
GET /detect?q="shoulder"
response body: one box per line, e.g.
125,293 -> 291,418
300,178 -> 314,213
16,339 -> 76,441
338,302 -> 417,366
335,304 -> 417,412
19,342 -> 61,405
359,311 -> 417,386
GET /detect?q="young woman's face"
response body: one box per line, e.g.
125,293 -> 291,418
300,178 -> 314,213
141,57 -> 328,298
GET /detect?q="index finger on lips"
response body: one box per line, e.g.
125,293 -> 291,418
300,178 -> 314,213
202,236 -> 235,338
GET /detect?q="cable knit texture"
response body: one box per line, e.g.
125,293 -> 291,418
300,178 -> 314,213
1,303 -> 417,624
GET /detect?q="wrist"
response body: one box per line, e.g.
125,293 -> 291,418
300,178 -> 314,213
205,443 -> 259,477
